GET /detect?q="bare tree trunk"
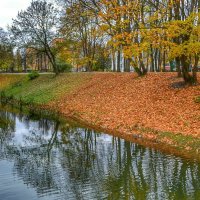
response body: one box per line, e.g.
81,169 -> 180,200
150,45 -> 154,72
124,58 -> 130,72
163,51 -> 166,72
44,54 -> 47,72
117,50 -> 121,72
158,50 -> 161,72
87,60 -> 92,72
45,48 -> 58,74
154,49 -> 158,71
112,50 -> 116,72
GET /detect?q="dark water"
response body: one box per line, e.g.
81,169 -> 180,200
0,108 -> 200,200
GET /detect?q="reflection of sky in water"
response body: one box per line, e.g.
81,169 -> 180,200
11,118 -> 113,147
12,118 -> 58,147
13,118 -> 113,148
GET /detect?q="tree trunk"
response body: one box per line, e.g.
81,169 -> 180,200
163,51 -> 166,72
131,59 -> 143,76
112,50 -> 116,72
175,57 -> 182,77
158,50 -> 161,72
154,49 -> 158,71
124,58 -> 130,72
139,53 -> 147,75
192,55 -> 199,83
117,50 -> 121,72
150,45 -> 154,72
45,49 -> 58,74
180,55 -> 195,84
87,60 -> 92,72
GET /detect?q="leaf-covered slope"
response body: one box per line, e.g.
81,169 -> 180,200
57,73 -> 200,136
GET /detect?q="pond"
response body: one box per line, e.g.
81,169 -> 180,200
0,106 -> 200,200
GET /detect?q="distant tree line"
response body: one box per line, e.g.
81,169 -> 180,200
0,0 -> 200,84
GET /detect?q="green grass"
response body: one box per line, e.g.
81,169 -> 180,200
0,73 -> 92,104
195,96 -> 200,103
158,131 -> 200,151
138,126 -> 200,152
0,75 -> 26,90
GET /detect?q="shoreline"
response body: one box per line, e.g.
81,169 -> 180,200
1,98 -> 200,162
0,73 -> 200,159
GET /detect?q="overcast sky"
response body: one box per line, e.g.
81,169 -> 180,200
0,0 -> 32,30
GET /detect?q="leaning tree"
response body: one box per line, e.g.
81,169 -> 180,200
10,0 -> 59,74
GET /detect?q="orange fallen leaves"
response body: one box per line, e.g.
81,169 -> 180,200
52,72 -> 200,139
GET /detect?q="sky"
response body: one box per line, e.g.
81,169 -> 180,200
0,0 -> 32,30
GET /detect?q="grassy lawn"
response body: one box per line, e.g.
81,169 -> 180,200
0,75 -> 26,90
0,73 -> 92,104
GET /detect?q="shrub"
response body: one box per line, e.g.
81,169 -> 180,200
195,96 -> 200,103
56,59 -> 72,72
0,91 -> 6,99
28,71 -> 40,80
12,81 -> 22,88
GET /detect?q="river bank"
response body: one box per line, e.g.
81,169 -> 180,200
0,72 -> 200,155
1,104 -> 200,200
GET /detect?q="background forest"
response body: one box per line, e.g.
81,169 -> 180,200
0,0 -> 200,84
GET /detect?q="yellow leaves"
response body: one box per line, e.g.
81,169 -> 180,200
161,13 -> 200,59
100,24 -> 110,32
168,46 -> 182,60
123,41 -> 149,59
62,0 -> 200,71
164,13 -> 199,39
165,21 -> 191,38
186,42 -> 200,54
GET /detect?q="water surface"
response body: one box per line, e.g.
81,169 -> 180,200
0,107 -> 200,200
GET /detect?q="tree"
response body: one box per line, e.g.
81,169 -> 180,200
146,0 -> 200,84
164,15 -> 200,84
60,0 -> 107,72
10,0 -> 59,74
0,28 -> 14,72
57,0 -> 200,84
15,49 -> 23,72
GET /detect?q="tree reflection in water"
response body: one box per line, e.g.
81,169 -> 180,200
0,109 -> 200,200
